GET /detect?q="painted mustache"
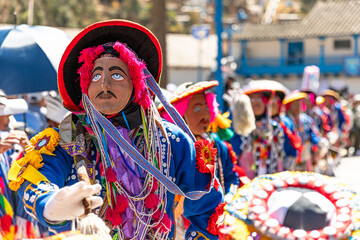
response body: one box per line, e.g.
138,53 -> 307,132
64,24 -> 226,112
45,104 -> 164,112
96,91 -> 117,99
200,119 -> 209,125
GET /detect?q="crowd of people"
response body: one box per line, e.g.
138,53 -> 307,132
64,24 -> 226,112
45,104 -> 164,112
0,19 -> 359,240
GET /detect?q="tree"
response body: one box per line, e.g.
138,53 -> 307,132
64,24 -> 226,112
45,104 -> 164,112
0,0 -> 97,27
150,0 -> 168,89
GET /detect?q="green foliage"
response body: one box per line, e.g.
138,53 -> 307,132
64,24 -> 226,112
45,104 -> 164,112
0,0 -> 206,32
0,0 -> 150,28
0,0 -> 97,27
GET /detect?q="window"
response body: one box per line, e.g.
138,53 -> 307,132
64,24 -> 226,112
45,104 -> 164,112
334,39 -> 351,49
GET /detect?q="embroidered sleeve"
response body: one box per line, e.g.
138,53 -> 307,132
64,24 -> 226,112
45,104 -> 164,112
10,128 -> 74,230
186,231 -> 210,240
15,147 -> 74,230
22,181 -> 59,221
164,121 -> 223,240
20,181 -> 71,231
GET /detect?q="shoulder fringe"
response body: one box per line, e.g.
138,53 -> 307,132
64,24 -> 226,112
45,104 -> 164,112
8,128 -> 59,191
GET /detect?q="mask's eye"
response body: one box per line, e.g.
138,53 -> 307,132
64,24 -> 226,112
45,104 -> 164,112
92,74 -> 101,82
112,73 -> 124,81
194,107 -> 201,112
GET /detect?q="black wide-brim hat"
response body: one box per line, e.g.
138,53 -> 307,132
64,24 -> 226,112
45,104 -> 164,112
58,20 -> 163,112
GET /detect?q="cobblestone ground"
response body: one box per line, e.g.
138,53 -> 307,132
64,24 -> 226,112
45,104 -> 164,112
334,156 -> 360,193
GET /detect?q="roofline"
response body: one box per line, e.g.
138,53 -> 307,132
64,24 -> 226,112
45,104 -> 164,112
234,33 -> 360,42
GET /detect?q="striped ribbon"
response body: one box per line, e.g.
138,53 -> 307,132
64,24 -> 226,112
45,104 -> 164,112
144,69 -> 196,143
83,95 -> 211,200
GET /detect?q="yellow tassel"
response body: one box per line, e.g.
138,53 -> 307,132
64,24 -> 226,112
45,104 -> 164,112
9,179 -> 25,191
208,112 -> 232,133
27,151 -> 44,169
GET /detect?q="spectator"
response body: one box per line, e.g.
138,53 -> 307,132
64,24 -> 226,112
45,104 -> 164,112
44,92 -> 70,128
14,92 -> 47,137
0,89 -> 46,238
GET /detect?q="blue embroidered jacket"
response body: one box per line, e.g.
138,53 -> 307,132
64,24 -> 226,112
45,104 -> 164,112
17,121 -> 223,239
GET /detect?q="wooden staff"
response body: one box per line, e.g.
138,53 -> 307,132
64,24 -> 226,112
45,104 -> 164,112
74,122 -> 111,239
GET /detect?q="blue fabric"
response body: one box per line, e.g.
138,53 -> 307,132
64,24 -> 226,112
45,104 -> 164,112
0,27 -> 12,47
311,108 -> 324,130
0,34 -> 57,95
211,133 -> 239,193
300,113 -> 320,145
18,145 -> 74,232
0,25 -> 69,95
17,122 -> 223,239
280,115 -> 298,158
335,103 -> 346,130
14,108 -> 47,138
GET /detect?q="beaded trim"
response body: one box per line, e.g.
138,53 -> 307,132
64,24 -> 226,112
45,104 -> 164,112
223,172 -> 360,240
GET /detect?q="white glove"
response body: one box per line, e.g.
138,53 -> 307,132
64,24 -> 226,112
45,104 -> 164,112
43,181 -> 103,223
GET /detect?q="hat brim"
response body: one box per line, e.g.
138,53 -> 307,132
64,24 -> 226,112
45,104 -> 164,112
0,99 -> 28,116
283,92 -> 307,105
58,20 -> 163,112
320,90 -> 340,101
158,81 -> 219,111
242,80 -> 287,100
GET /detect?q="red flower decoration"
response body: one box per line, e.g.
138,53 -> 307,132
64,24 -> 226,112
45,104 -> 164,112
195,139 -> 217,174
207,203 -> 226,235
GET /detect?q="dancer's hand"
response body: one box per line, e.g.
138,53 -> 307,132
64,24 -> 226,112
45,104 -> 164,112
43,181 -> 103,223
